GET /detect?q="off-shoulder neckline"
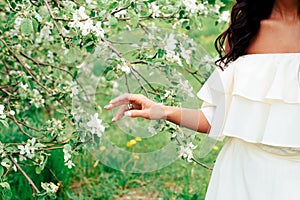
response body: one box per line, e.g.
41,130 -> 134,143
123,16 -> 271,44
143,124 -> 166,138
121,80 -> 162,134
242,52 -> 300,57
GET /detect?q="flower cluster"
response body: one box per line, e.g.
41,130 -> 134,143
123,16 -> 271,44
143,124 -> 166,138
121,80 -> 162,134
63,144 -> 75,169
68,6 -> 105,37
87,113 -> 106,138
41,182 -> 59,193
17,138 -> 37,160
178,142 -> 197,162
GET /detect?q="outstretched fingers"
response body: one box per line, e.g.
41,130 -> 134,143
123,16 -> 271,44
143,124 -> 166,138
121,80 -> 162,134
124,109 -> 146,118
104,93 -> 132,110
112,104 -> 128,122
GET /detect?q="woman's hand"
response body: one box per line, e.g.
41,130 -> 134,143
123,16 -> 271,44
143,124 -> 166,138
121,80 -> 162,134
104,93 -> 166,122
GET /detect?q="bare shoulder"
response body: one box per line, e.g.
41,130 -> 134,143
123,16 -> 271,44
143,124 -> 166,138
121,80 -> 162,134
246,19 -> 300,54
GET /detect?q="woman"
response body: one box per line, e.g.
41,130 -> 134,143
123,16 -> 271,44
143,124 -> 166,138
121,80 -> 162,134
105,0 -> 300,199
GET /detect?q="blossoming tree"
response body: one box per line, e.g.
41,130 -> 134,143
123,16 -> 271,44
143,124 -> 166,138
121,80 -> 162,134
0,0 -> 231,198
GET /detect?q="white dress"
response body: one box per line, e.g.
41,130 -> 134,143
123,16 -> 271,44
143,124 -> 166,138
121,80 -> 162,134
197,53 -> 300,200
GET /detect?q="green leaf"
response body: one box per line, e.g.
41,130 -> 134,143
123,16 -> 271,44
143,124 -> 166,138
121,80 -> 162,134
0,182 -> 10,189
181,20 -> 189,29
109,17 -> 118,27
109,2 -> 119,9
129,11 -> 139,27
86,43 -> 96,53
35,166 -> 42,174
105,70 -> 115,81
35,143 -> 46,148
32,18 -> 39,33
0,120 -> 8,128
6,13 -> 16,28
21,19 -> 33,36
0,182 -> 12,200
157,49 -> 165,58
2,187 -> 12,200
0,166 -> 4,177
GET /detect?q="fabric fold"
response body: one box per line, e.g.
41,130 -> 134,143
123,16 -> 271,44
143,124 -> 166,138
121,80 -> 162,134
197,53 -> 300,147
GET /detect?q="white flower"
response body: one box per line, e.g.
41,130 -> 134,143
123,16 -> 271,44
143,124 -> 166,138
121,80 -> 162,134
71,86 -> 79,97
180,45 -> 192,64
33,11 -> 42,22
178,142 -> 197,162
218,11 -> 230,23
87,113 -> 105,137
63,144 -> 72,162
0,105 -> 4,115
69,6 -> 95,36
18,145 -> 29,155
149,2 -> 161,18
29,89 -> 45,108
47,51 -> 54,59
36,24 -> 54,43
9,110 -> 15,116
166,52 -> 183,67
14,17 -> 23,27
41,182 -> 59,193
77,6 -> 89,19
1,161 -> 10,168
20,82 -> 28,90
12,158 -> 17,172
0,105 -> 5,119
62,27 -> 70,35
165,33 -> 177,52
118,63 -> 131,74
64,152 -> 71,162
14,17 -> 23,32
178,79 -> 194,97
147,126 -> 157,135
91,21 -> 105,38
65,160 -> 75,169
114,10 -> 127,18
198,3 -> 205,12
182,0 -> 198,14
49,182 -> 59,193
81,19 -> 94,36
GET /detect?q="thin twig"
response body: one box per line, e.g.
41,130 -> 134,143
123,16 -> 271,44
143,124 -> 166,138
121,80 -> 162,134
111,5 -> 131,15
44,0 -> 72,40
191,158 -> 212,170
131,66 -> 157,92
6,0 -> 17,12
101,38 -> 122,58
185,68 -> 203,83
9,155 -> 40,193
124,73 -> 130,93
0,38 -> 51,93
130,68 -> 149,97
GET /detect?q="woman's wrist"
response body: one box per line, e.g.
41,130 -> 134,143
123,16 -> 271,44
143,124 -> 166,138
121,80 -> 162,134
161,105 -> 174,121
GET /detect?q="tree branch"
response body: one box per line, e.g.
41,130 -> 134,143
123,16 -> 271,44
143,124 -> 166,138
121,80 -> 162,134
9,155 -> 40,193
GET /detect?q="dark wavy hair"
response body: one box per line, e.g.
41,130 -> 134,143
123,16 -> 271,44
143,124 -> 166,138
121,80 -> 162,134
215,0 -> 300,69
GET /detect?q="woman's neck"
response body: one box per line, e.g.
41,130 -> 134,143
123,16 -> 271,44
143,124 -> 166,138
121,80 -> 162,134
271,0 -> 299,21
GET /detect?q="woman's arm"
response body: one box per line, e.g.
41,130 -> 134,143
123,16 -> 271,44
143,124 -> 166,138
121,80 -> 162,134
104,93 -> 211,133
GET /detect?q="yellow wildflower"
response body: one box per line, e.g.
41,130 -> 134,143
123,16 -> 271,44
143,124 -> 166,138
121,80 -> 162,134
126,139 -> 137,147
99,146 -> 106,151
213,145 -> 219,151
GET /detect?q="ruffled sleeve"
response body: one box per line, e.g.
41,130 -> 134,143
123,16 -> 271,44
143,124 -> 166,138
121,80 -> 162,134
197,54 -> 300,147
197,63 -> 235,140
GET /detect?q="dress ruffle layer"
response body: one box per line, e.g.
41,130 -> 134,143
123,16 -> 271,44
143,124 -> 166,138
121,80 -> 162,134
197,53 -> 300,147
